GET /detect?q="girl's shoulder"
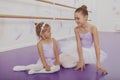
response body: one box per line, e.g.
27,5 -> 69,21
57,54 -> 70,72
88,23 -> 98,33
51,38 -> 57,44
51,38 -> 56,41
88,23 -> 96,28
37,40 -> 43,46
74,26 -> 80,32
38,38 -> 54,45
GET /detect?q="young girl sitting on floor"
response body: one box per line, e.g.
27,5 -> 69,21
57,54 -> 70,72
13,22 -> 60,74
60,5 -> 108,75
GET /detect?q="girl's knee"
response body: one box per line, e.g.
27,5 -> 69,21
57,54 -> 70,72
27,64 -> 43,71
61,62 -> 77,68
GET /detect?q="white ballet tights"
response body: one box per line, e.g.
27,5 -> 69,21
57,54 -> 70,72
13,64 -> 60,74
28,65 -> 60,74
60,53 -> 79,68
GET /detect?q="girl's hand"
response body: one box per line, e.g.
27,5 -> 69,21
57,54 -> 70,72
74,61 -> 85,71
45,65 -> 51,71
96,63 -> 108,75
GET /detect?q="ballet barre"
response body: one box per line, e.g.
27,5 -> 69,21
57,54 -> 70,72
36,0 -> 76,9
36,0 -> 92,13
0,14 -> 73,20
0,14 -> 92,21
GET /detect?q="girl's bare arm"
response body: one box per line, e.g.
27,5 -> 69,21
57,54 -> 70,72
37,42 -> 50,70
53,38 -> 60,65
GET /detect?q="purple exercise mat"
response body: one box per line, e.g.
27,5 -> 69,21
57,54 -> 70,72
0,32 -> 120,80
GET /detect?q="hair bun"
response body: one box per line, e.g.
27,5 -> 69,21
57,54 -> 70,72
35,22 -> 44,27
81,5 -> 87,10
35,23 -> 38,26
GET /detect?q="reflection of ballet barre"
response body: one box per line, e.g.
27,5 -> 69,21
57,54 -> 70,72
0,14 -> 92,21
36,0 -> 92,13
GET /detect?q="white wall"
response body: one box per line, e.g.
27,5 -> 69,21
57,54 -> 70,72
1,0 -> 118,52
96,0 -> 120,32
0,0 -> 79,52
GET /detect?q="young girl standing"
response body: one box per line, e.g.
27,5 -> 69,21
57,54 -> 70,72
13,22 -> 60,74
60,5 -> 108,74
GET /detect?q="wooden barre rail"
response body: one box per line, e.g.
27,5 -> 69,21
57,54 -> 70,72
36,0 -> 92,13
0,14 -> 73,20
0,14 -> 92,21
36,0 -> 76,9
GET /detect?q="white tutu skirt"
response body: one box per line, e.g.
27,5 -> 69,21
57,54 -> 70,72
59,38 -> 107,64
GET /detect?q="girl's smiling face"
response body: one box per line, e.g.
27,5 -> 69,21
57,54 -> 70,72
43,29 -> 51,39
74,12 -> 88,26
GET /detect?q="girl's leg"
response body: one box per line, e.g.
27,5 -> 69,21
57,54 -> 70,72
59,53 -> 78,68
13,63 -> 43,71
28,65 -> 60,74
13,59 -> 43,71
13,65 -> 28,71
